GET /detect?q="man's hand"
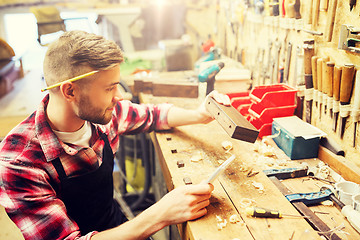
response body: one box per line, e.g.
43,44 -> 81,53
154,183 -> 214,226
196,90 -> 231,124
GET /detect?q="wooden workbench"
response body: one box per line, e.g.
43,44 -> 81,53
139,88 -> 360,240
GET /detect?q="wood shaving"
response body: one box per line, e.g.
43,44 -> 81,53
239,198 -> 256,208
321,200 -> 334,206
229,214 -> 240,223
252,181 -> 264,193
190,151 -> 203,162
222,140 -> 233,150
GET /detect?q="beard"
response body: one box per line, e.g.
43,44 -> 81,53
77,93 -> 113,125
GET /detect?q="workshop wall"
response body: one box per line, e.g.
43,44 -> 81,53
185,0 -> 360,167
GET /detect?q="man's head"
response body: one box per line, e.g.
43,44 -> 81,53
44,30 -> 123,89
44,31 -> 125,125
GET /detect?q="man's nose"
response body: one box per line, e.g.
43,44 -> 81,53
113,86 -> 124,102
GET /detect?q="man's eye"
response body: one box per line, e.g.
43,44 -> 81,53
107,87 -> 115,92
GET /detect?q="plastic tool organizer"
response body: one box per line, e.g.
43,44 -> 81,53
227,84 -> 298,138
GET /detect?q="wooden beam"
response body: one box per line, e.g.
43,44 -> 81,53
318,145 -> 360,184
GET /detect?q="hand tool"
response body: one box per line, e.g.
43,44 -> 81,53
325,62 -> 335,118
272,41 -> 282,84
303,40 -> 315,123
246,206 -> 308,218
283,41 -> 292,84
206,154 -> 235,183
339,64 -> 356,139
269,176 -> 342,240
285,188 -> 334,205
321,57 -> 330,115
316,58 -> 323,119
312,0 -> 321,29
262,40 -> 273,84
350,0 -> 357,11
198,62 -> 225,95
263,167 -> 308,179
351,70 -> 360,147
320,185 -> 360,234
332,66 -> 342,132
301,29 -> 323,36
294,46 -> 305,119
324,0 -> 338,42
320,0 -> 329,11
338,25 -> 360,53
41,70 -> 99,92
311,56 -> 320,109
205,97 -> 259,142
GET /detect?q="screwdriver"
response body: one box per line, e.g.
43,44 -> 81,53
246,206 -> 309,218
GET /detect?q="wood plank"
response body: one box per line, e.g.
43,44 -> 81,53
318,145 -> 360,184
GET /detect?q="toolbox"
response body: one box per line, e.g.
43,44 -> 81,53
272,116 -> 326,160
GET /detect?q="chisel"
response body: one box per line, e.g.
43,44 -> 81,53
324,0 -> 338,42
351,70 -> 360,147
312,56 -> 320,108
339,64 -> 356,139
325,62 -> 335,118
333,66 -> 342,132
320,0 -> 329,11
303,40 -> 315,123
206,155 -> 236,183
322,57 -> 330,115
316,58 -> 323,119
312,0 -> 321,29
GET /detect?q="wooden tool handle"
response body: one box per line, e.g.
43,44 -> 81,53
340,64 -> 356,103
312,0 -> 321,28
324,0 -> 338,42
333,66 -> 342,101
303,40 -> 315,74
326,62 -> 335,97
317,58 -> 323,91
312,56 -> 319,89
320,0 -> 329,11
322,57 -> 330,94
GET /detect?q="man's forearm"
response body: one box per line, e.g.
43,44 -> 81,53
167,106 -> 210,127
91,205 -> 166,240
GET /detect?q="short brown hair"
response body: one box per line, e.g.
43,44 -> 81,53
43,30 -> 124,90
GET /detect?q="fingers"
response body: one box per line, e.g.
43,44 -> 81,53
207,90 -> 231,106
184,183 -> 214,195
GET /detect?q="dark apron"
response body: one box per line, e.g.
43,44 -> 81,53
52,133 -> 126,235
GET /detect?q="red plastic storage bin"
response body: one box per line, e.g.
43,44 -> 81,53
249,84 -> 297,107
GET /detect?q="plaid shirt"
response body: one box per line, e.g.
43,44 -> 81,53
0,94 -> 171,240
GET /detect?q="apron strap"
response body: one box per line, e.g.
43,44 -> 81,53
52,158 -> 67,180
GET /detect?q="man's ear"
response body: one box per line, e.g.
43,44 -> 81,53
60,82 -> 76,102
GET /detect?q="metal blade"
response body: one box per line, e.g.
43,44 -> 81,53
333,112 -> 339,132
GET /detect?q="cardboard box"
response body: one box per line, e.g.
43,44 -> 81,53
272,116 -> 326,160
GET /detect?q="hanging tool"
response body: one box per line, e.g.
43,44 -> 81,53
294,46 -> 305,119
283,42 -> 292,84
198,62 -> 225,95
324,0 -> 338,42
339,64 -> 356,139
322,57 -> 330,115
325,62 -> 335,118
320,0 -> 329,11
350,0 -> 357,11
311,56 -> 320,110
312,0 -> 321,29
206,155 -> 236,183
332,66 -> 342,132
263,40 -> 273,84
272,40 -> 282,84
246,206 -> 308,218
351,70 -> 360,147
338,25 -> 360,53
303,40 -> 315,123
316,58 -> 324,119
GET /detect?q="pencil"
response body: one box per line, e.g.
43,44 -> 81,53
41,70 -> 99,92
